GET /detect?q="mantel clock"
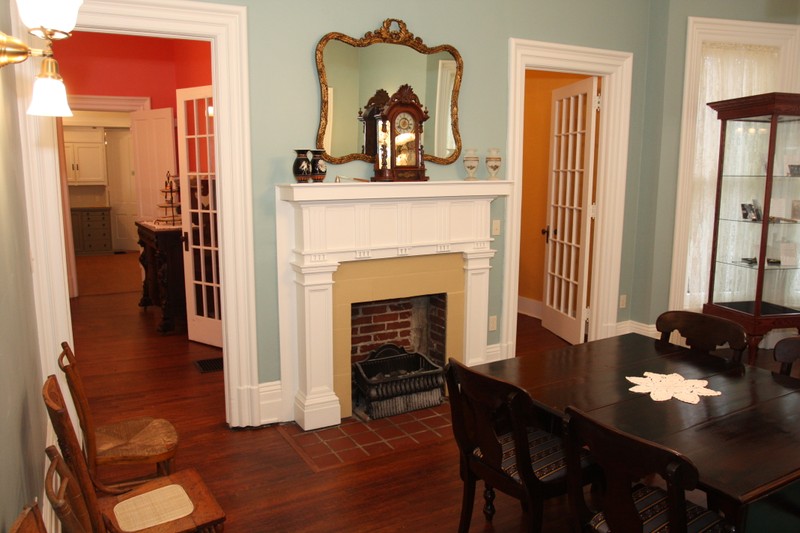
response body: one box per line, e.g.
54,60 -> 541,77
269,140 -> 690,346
373,84 -> 429,182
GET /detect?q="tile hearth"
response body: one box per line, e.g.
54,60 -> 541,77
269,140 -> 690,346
277,403 -> 451,472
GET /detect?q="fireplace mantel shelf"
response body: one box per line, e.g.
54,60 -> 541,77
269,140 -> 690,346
277,179 -> 513,203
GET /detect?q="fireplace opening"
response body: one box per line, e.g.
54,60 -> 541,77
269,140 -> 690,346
351,294 -> 446,419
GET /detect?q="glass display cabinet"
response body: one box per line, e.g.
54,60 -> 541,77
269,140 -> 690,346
704,93 -> 800,364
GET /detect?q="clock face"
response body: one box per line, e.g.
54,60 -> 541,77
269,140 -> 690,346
395,112 -> 415,134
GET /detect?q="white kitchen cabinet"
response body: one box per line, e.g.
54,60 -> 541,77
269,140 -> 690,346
64,127 -> 108,185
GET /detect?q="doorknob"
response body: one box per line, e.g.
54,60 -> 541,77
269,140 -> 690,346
541,226 -> 557,244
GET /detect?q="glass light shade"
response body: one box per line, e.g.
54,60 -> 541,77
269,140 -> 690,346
27,57 -> 72,117
16,0 -> 83,38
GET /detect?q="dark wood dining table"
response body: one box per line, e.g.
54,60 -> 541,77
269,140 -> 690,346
472,333 -> 800,529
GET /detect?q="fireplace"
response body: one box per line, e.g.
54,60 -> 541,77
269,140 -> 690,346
276,181 -> 511,430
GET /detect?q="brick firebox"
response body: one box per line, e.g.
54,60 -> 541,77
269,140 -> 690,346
351,294 -> 447,366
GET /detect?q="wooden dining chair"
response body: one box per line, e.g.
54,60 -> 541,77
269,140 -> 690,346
45,445 -> 93,533
43,374 -> 226,533
656,310 -> 747,364
9,502 -> 47,533
58,341 -> 178,484
445,359 -> 598,533
773,335 -> 800,376
564,405 -> 731,533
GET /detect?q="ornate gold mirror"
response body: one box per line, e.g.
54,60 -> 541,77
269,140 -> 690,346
315,19 -> 463,165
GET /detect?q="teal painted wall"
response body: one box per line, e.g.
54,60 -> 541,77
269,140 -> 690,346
0,3 -> 48,529
193,0 -> 799,381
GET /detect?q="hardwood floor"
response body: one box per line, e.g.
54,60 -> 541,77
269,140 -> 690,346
68,262 -> 574,531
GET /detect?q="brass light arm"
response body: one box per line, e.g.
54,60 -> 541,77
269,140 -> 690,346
0,30 -> 50,68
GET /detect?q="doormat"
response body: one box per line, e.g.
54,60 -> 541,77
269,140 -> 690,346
194,357 -> 223,373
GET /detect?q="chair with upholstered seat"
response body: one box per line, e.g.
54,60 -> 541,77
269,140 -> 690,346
43,374 -> 226,533
773,335 -> 800,376
58,341 -> 178,484
445,359 -> 598,533
9,502 -> 47,533
564,405 -> 731,533
656,310 -> 747,364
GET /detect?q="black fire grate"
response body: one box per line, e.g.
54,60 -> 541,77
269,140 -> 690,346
195,357 -> 224,373
353,344 -> 444,419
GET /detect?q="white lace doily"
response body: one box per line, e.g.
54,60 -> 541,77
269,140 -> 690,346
626,372 -> 721,404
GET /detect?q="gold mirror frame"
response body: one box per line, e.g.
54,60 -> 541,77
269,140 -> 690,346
315,18 -> 463,165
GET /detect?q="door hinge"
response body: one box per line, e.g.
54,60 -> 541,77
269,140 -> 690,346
589,202 -> 597,219
594,94 -> 601,111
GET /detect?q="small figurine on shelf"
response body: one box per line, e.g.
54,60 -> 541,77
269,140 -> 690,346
156,171 -> 181,225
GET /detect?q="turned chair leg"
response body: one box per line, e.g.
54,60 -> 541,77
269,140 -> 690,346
458,474 -> 476,533
483,484 -> 496,522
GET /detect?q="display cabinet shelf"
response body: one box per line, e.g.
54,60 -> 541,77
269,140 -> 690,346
704,93 -> 800,363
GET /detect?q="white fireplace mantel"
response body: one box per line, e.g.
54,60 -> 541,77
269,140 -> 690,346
275,180 -> 512,430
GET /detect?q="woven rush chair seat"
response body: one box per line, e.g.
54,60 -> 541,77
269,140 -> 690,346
58,341 -> 178,482
588,485 -> 727,533
95,416 -> 178,462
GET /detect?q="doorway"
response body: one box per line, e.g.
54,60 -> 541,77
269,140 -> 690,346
503,39 -> 633,357
18,0 -> 258,428
60,32 -> 215,340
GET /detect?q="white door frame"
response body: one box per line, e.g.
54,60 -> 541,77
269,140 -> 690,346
13,0 -> 259,428
504,38 -> 633,357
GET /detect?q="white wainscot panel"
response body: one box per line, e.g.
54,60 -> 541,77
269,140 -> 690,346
409,202 -> 440,244
367,204 -> 400,248
449,201 -> 480,242
323,205 -> 357,251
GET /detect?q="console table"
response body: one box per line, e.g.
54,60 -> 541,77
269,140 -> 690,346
136,221 -> 186,334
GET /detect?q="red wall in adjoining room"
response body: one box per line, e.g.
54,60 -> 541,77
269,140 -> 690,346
55,32 -> 212,112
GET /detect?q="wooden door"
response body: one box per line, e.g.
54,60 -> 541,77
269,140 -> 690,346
130,108 -> 176,220
176,86 -> 222,347
541,77 -> 599,344
105,128 -> 139,251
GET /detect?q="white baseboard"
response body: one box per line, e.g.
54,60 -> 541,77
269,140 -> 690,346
259,380 -> 287,426
517,296 -> 542,318
615,319 -> 658,338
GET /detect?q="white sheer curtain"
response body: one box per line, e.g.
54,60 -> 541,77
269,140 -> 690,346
683,42 -> 779,309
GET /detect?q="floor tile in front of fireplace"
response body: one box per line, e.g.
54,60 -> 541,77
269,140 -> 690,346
277,402 -> 452,472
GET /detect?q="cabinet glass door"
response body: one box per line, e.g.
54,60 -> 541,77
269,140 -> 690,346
764,117 -> 800,314
711,117 -> 770,311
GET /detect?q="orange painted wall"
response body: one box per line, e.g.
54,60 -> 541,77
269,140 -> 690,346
520,71 -> 588,305
55,32 -> 211,112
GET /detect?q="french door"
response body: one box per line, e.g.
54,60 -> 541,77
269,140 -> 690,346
176,86 -> 222,347
541,77 -> 599,345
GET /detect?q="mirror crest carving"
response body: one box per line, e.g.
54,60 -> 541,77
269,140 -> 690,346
315,18 -> 463,165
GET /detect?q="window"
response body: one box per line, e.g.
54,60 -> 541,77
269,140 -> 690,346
669,18 -> 800,311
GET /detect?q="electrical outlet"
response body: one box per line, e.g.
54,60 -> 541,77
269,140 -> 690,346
619,294 -> 627,309
488,315 -> 497,331
491,219 -> 501,236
